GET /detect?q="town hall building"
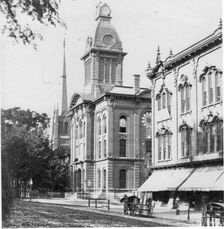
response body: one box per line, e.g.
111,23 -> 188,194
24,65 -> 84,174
68,3 -> 152,198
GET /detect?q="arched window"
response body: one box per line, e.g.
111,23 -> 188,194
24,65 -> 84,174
103,115 -> 107,133
98,118 -> 101,135
179,84 -> 191,113
120,115 -> 127,133
103,169 -> 106,189
98,169 -> 101,189
119,139 -> 126,157
119,169 -> 126,189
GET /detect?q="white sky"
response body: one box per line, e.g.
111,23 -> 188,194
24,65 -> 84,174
1,0 -> 222,122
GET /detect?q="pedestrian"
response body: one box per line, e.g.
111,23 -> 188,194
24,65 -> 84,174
123,194 -> 128,215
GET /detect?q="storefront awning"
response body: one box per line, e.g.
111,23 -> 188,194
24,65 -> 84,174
179,166 -> 224,191
138,168 -> 194,192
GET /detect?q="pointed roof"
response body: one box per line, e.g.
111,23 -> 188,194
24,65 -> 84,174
61,39 -> 68,115
156,46 -> 161,64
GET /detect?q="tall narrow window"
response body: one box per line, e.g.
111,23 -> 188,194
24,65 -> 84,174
75,125 -> 78,140
158,136 -> 162,161
168,135 -> 171,159
167,93 -> 171,114
180,87 -> 185,113
103,169 -> 106,189
145,139 -> 152,165
186,87 -> 190,111
64,122 -> 68,135
119,169 -> 126,189
119,139 -> 126,157
162,93 -> 166,109
103,139 -> 107,157
83,122 -> 85,137
79,122 -> 82,138
158,96 -> 161,111
98,169 -> 101,189
120,115 -> 127,133
163,135 -> 166,160
216,121 -> 223,151
99,141 -> 101,159
202,78 -> 207,106
103,115 -> 107,133
181,130 -> 186,157
209,125 -> 215,153
202,125 -> 208,154
186,129 -> 191,156
98,118 -> 101,135
208,74 -> 213,104
215,72 -> 221,102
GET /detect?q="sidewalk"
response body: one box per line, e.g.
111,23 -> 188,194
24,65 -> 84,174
24,197 -> 201,227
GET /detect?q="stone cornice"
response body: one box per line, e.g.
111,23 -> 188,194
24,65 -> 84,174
147,27 -> 222,80
81,47 -> 127,60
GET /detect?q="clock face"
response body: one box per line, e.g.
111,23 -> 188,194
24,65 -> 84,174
102,34 -> 114,46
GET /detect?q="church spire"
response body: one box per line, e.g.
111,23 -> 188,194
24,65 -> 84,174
61,38 -> 68,115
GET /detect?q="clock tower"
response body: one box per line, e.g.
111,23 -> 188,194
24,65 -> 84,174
81,3 -> 127,98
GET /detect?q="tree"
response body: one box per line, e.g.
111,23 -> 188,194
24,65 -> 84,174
1,107 -> 52,220
49,147 -> 70,192
0,0 -> 65,47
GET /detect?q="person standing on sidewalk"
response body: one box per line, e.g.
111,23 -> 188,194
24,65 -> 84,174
123,195 -> 128,215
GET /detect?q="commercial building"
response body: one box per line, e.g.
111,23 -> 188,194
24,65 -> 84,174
139,20 -> 223,207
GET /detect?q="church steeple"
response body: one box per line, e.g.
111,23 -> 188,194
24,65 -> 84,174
61,38 -> 68,115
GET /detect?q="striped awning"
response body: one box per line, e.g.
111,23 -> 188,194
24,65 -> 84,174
138,168 -> 194,192
179,166 -> 224,191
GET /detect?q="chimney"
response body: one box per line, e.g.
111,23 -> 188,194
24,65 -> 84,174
133,74 -> 140,94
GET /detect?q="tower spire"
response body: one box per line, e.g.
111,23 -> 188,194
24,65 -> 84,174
61,38 -> 68,115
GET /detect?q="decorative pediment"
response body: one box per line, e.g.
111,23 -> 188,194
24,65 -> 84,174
156,83 -> 172,100
178,74 -> 192,90
199,111 -> 223,127
199,65 -> 222,82
179,120 -> 192,131
156,125 -> 172,137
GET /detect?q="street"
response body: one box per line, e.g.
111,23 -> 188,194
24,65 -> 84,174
3,201 -> 169,227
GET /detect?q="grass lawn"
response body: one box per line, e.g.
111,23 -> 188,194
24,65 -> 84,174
3,200 -> 168,227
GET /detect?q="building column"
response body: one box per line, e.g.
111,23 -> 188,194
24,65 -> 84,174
107,98 -> 114,157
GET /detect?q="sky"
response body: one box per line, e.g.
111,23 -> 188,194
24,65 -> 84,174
1,0 -> 222,124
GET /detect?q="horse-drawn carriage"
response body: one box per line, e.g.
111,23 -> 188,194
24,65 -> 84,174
120,195 -> 154,217
201,202 -> 224,226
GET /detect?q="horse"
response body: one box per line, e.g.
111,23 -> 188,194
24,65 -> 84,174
120,195 -> 140,215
